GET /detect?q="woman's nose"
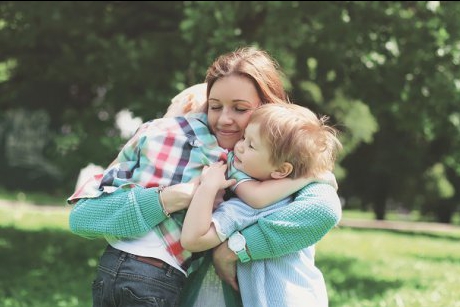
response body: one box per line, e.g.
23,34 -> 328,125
217,108 -> 233,125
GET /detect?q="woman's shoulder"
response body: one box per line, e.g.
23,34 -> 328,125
137,113 -> 208,136
299,180 -> 338,194
296,181 -> 342,210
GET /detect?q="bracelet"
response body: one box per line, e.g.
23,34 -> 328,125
157,185 -> 171,218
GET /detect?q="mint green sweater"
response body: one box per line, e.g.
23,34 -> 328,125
69,182 -> 341,260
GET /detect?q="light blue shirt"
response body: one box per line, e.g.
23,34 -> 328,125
212,196 -> 328,307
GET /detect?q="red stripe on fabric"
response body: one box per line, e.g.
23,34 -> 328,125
219,152 -> 228,163
153,132 -> 176,179
68,173 -> 103,201
167,241 -> 185,258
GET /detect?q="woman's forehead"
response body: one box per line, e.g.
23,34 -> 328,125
209,75 -> 260,104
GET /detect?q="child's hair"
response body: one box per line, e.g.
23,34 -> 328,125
165,83 -> 207,117
249,104 -> 342,179
205,46 -> 288,105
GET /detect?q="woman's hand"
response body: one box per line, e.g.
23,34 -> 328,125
160,178 -> 200,213
213,241 -> 239,291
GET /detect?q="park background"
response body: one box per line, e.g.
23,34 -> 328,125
0,2 -> 459,307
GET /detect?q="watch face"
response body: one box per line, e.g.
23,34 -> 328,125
229,233 -> 245,251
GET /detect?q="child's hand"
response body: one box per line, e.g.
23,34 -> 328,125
200,162 -> 236,190
296,171 -> 338,190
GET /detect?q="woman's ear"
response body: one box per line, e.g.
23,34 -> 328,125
271,162 -> 293,179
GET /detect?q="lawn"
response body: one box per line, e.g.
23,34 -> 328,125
1,203 -> 460,307
316,228 -> 460,307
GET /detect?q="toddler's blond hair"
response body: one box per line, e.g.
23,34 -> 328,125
250,104 -> 342,178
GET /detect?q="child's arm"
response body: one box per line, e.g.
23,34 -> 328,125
235,176 -> 315,209
181,162 -> 236,252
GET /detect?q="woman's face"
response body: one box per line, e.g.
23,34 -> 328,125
207,75 -> 261,150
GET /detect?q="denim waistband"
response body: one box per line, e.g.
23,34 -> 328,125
105,245 -> 184,278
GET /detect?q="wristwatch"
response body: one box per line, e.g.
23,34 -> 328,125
228,232 -> 251,263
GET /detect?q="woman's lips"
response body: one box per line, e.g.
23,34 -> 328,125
217,129 -> 239,136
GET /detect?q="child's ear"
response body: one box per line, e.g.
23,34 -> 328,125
271,162 -> 293,179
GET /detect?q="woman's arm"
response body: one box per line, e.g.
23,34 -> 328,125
213,182 -> 341,286
68,181 -> 197,238
68,115 -> 206,239
242,182 -> 341,259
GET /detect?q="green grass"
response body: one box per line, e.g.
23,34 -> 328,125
317,228 -> 460,307
0,227 -> 106,307
0,203 -> 106,307
0,187 -> 66,206
342,208 -> 460,225
1,204 -> 460,307
0,204 -> 70,230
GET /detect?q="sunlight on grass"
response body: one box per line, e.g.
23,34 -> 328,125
0,203 -> 104,307
342,208 -> 460,225
1,203 -> 460,307
0,204 -> 70,231
0,187 -> 66,206
317,228 -> 460,307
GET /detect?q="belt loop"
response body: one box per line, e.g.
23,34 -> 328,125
119,249 -> 127,262
165,265 -> 174,277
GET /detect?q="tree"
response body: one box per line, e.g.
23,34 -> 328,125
0,1 -> 459,222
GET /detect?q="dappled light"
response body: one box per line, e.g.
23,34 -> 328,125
0,226 -> 105,307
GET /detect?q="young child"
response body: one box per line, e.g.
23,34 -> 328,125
181,103 -> 342,307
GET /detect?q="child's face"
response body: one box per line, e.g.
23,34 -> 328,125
233,122 -> 279,181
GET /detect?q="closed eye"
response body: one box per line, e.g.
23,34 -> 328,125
235,107 -> 251,113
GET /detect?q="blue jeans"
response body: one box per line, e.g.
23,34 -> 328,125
92,245 -> 186,307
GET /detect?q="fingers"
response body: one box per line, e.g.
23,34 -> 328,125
212,242 -> 239,290
203,161 -> 227,174
215,266 -> 239,291
230,279 -> 239,291
224,178 -> 237,189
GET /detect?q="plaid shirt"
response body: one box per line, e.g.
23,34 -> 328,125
68,112 -> 228,273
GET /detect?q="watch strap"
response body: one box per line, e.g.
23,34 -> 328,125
236,248 -> 251,263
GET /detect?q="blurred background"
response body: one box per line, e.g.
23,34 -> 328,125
1,1 -> 459,224
2,2 -> 460,307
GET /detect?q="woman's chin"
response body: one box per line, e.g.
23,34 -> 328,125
217,138 -> 239,150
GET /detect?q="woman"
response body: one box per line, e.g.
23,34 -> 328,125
68,47 -> 341,307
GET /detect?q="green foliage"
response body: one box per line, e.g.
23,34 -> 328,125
424,163 -> 454,199
0,1 -> 460,221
